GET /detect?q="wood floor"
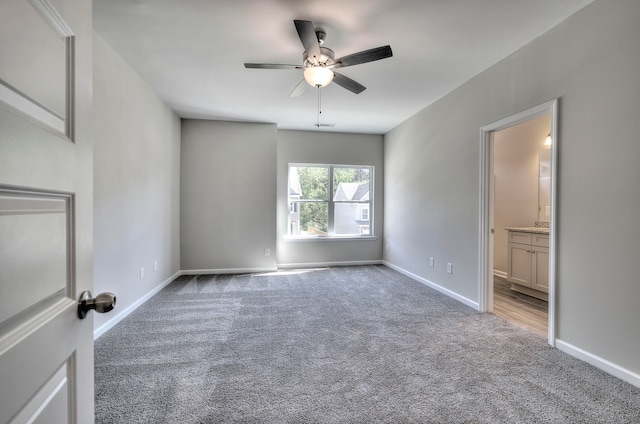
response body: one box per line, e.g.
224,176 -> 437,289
492,276 -> 548,337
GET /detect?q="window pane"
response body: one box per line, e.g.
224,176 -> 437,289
290,166 -> 329,200
334,203 -> 370,235
296,202 -> 328,235
288,163 -> 373,237
333,167 -> 370,201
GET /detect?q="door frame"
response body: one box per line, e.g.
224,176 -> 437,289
478,99 -> 558,345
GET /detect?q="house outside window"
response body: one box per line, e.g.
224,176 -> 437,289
288,164 -> 373,237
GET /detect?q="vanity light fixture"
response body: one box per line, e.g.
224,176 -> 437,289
544,133 -> 552,146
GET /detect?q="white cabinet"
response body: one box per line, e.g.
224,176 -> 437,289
507,230 -> 549,300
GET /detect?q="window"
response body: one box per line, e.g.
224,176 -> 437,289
288,164 -> 373,237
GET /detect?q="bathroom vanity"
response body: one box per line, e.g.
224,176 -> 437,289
505,227 -> 549,301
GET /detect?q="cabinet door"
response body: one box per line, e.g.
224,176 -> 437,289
531,246 -> 549,292
507,243 -> 532,287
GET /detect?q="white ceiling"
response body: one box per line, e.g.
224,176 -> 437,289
93,0 -> 594,134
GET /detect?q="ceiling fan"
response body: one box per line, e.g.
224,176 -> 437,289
244,20 -> 393,97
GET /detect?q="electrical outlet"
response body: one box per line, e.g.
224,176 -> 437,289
140,267 -> 145,279
447,263 -> 453,274
429,257 -> 435,268
153,260 -> 158,272
264,248 -> 271,257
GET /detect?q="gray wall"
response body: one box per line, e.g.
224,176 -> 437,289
179,125 -> 383,270
93,33 -> 181,330
180,120 -> 277,272
277,130 -> 384,266
493,114 -> 550,274
384,0 -> 640,374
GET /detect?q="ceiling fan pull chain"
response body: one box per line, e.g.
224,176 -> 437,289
317,86 -> 321,126
314,86 -> 335,128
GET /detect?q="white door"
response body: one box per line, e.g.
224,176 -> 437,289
0,0 -> 97,422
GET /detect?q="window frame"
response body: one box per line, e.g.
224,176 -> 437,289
287,163 -> 375,240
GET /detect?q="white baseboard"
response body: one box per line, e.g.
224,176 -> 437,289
493,269 -> 508,279
277,260 -> 383,269
555,340 -> 640,389
93,270 -> 181,340
383,261 -> 479,310
183,267 -> 277,275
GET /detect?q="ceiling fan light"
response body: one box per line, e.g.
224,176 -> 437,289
304,67 -> 334,87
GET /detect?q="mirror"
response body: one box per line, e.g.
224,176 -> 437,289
538,149 -> 551,221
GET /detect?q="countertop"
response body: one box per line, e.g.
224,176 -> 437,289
505,226 -> 550,235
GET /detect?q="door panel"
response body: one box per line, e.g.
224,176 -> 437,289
0,0 -> 94,422
4,352 -> 71,424
0,0 -> 72,135
0,191 -> 70,324
0,197 -> 86,424
29,364 -> 69,424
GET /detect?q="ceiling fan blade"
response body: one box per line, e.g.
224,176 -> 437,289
294,20 -> 321,63
289,79 -> 307,97
333,72 -> 366,94
333,45 -> 393,68
244,63 -> 302,69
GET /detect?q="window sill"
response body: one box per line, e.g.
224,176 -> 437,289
284,235 -> 378,242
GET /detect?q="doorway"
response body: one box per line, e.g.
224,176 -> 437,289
492,115 -> 550,336
479,100 -> 558,346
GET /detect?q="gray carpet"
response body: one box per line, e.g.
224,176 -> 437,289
95,265 -> 640,423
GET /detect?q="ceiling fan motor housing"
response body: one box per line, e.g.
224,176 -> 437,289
304,46 -> 335,67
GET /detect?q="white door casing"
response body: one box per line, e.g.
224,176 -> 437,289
0,0 -> 95,423
478,99 -> 558,345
